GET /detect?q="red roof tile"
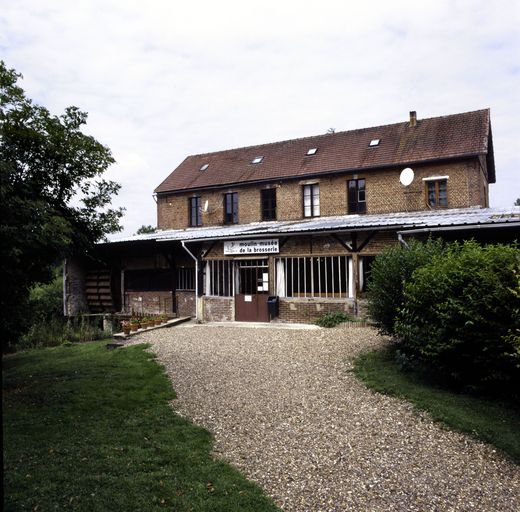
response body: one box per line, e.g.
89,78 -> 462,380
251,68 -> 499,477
155,109 -> 494,194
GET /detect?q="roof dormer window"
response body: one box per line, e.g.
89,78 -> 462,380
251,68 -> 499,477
306,148 -> 318,156
200,163 -> 209,171
369,139 -> 380,147
251,156 -> 264,164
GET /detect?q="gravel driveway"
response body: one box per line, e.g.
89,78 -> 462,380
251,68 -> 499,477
131,324 -> 519,511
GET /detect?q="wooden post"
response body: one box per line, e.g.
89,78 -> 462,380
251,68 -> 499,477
351,252 -> 359,316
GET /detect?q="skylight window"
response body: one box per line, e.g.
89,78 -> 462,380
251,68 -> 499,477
306,148 -> 318,155
199,163 -> 209,171
251,156 -> 264,164
369,139 -> 380,147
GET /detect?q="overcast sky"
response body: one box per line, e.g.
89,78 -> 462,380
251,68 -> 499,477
2,0 -> 519,236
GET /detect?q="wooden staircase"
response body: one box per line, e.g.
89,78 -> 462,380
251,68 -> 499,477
86,269 -> 115,313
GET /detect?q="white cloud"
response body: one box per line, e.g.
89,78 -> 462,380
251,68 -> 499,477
2,0 -> 519,236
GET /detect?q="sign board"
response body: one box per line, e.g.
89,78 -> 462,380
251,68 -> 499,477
224,239 -> 279,255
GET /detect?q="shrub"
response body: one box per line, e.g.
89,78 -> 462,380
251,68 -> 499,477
25,269 -> 64,322
315,311 -> 354,328
16,268 -> 108,351
19,315 -> 107,350
367,238 -> 445,335
395,241 -> 520,393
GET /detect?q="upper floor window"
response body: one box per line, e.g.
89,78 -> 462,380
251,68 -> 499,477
261,188 -> 277,221
303,183 -> 320,217
224,192 -> 238,224
426,179 -> 447,207
348,179 -> 366,214
188,196 -> 202,226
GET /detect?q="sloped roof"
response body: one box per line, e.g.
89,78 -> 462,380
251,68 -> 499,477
155,109 -> 495,194
107,207 -> 519,245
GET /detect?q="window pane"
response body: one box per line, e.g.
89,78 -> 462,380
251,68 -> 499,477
438,181 -> 447,206
348,179 -> 366,214
224,193 -> 238,223
313,185 -> 320,216
427,182 -> 436,206
189,197 -> 201,226
303,185 -> 312,217
261,189 -> 276,221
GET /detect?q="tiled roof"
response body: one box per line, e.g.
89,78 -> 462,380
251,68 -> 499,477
107,207 -> 519,245
155,109 -> 495,194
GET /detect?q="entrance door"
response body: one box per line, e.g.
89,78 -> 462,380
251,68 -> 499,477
235,259 -> 269,322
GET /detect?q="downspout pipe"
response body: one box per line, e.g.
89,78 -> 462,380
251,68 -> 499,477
397,233 -> 410,248
181,240 -> 199,321
63,258 -> 68,316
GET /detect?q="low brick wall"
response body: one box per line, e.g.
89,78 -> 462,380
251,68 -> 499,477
124,291 -> 173,315
203,296 -> 234,322
278,298 -> 368,324
176,290 -> 196,317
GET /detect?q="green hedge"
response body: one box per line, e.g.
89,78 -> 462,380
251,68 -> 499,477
395,241 -> 520,392
366,239 -> 445,335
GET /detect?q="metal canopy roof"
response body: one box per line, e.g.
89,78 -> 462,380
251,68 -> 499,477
105,207 -> 520,246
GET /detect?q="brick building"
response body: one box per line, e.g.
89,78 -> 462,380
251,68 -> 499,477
64,109 -> 520,323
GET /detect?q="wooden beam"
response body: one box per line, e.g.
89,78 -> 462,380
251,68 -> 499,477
278,237 -> 289,250
331,234 -> 353,252
201,241 -> 217,259
351,233 -> 358,253
357,230 -> 378,253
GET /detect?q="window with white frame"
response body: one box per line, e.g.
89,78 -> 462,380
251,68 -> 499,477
303,183 -> 320,217
425,179 -> 447,207
275,256 -> 351,298
204,260 -> 234,296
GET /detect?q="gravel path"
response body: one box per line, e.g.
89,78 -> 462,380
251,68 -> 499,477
130,324 -> 519,511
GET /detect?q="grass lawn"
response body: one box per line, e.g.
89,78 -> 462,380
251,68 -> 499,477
353,348 -> 520,464
3,341 -> 279,512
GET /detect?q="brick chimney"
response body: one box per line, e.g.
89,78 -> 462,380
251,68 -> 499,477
409,111 -> 417,127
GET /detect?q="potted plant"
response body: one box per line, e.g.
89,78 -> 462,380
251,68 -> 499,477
130,317 -> 140,331
122,322 -> 131,336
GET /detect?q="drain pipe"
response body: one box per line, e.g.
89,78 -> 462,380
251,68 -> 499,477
397,233 -> 409,248
181,240 -> 199,321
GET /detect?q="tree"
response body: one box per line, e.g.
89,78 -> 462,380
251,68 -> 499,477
0,61 -> 124,351
515,198 -> 520,206
136,224 -> 156,234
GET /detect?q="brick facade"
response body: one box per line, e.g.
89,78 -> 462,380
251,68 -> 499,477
176,290 -> 196,317
157,158 -> 488,230
124,291 -> 173,315
202,296 -> 234,322
278,298 -> 355,323
64,257 -> 88,316
80,110 -> 496,324
202,232 -> 398,260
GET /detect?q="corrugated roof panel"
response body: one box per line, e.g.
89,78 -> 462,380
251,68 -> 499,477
105,207 -> 519,245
